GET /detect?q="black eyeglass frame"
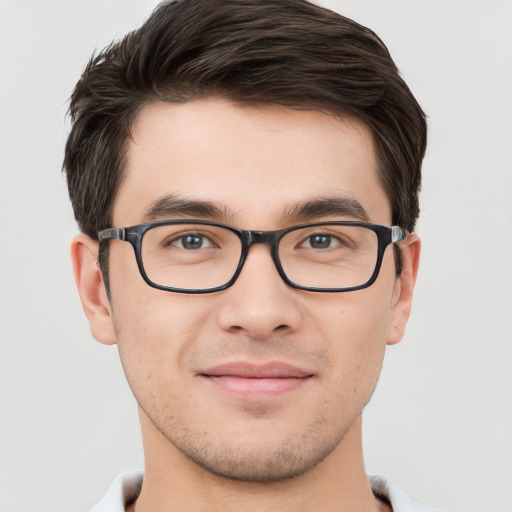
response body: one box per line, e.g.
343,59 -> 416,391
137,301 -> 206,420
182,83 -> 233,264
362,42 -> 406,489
98,220 -> 407,294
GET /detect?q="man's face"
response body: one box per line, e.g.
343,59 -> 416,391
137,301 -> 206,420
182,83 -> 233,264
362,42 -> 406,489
83,98 -> 416,481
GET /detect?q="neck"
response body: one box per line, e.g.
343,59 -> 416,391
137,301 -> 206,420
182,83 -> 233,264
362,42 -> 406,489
131,410 -> 389,512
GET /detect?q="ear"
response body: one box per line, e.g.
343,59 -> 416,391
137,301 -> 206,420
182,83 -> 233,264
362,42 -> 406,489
70,234 -> 117,345
387,234 -> 421,345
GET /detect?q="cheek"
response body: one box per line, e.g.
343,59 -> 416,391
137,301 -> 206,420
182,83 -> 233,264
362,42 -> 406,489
312,286 -> 392,350
108,258 -> 214,394
111,297 -> 215,417
109,242 -> 210,349
309,278 -> 394,387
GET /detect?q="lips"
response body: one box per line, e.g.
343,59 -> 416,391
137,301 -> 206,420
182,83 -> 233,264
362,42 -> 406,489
199,362 -> 313,396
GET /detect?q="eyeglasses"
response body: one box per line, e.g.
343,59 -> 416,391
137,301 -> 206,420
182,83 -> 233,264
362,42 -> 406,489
98,220 -> 407,294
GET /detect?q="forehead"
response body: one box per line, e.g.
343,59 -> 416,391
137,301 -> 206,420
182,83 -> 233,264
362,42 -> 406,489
114,98 -> 390,228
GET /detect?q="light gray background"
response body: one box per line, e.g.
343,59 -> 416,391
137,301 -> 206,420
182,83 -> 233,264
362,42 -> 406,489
1,1 -> 511,511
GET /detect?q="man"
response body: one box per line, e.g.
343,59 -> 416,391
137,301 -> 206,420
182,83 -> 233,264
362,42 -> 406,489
64,0 -> 434,510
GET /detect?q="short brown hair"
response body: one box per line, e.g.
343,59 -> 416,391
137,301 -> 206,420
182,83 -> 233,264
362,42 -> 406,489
64,0 -> 427,247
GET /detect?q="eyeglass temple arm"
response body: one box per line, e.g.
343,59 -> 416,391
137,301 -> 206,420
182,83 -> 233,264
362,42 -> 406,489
98,227 -> 126,242
391,226 -> 408,243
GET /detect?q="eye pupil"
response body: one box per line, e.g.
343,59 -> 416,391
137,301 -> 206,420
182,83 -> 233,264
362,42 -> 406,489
182,234 -> 203,249
310,234 -> 330,249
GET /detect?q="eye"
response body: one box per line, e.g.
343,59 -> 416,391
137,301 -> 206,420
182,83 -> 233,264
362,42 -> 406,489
302,233 -> 341,249
171,233 -> 214,250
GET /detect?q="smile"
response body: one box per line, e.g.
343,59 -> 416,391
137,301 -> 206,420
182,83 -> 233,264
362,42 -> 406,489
199,362 -> 314,397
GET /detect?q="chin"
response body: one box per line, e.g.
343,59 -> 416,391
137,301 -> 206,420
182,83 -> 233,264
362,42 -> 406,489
160,416 -> 349,483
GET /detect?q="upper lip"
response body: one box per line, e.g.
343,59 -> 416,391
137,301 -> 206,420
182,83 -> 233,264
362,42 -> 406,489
200,362 -> 313,379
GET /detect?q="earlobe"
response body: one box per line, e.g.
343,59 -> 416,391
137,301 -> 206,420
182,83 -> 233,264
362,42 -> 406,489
70,234 -> 117,345
387,234 -> 421,345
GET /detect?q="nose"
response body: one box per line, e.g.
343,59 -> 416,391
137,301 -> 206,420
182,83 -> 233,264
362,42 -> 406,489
217,244 -> 303,339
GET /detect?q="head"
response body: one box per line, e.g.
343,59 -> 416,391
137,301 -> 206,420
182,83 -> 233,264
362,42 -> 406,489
66,0 -> 426,483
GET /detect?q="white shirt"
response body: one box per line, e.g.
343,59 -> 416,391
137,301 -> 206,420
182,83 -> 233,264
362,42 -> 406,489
89,470 -> 445,511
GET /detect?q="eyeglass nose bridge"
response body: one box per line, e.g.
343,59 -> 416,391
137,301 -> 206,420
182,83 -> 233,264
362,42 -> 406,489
245,230 -> 281,247
234,229 -> 288,285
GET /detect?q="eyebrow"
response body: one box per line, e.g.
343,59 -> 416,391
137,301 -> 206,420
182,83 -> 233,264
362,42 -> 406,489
141,194 -> 370,225
284,196 -> 370,223
142,194 -> 230,222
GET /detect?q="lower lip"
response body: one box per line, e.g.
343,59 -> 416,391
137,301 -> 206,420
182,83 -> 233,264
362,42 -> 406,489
204,375 -> 310,397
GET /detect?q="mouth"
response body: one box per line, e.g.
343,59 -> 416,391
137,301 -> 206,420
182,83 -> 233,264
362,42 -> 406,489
198,362 -> 314,397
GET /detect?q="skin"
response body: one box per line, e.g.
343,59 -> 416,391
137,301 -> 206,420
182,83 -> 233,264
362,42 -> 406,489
72,98 -> 420,512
